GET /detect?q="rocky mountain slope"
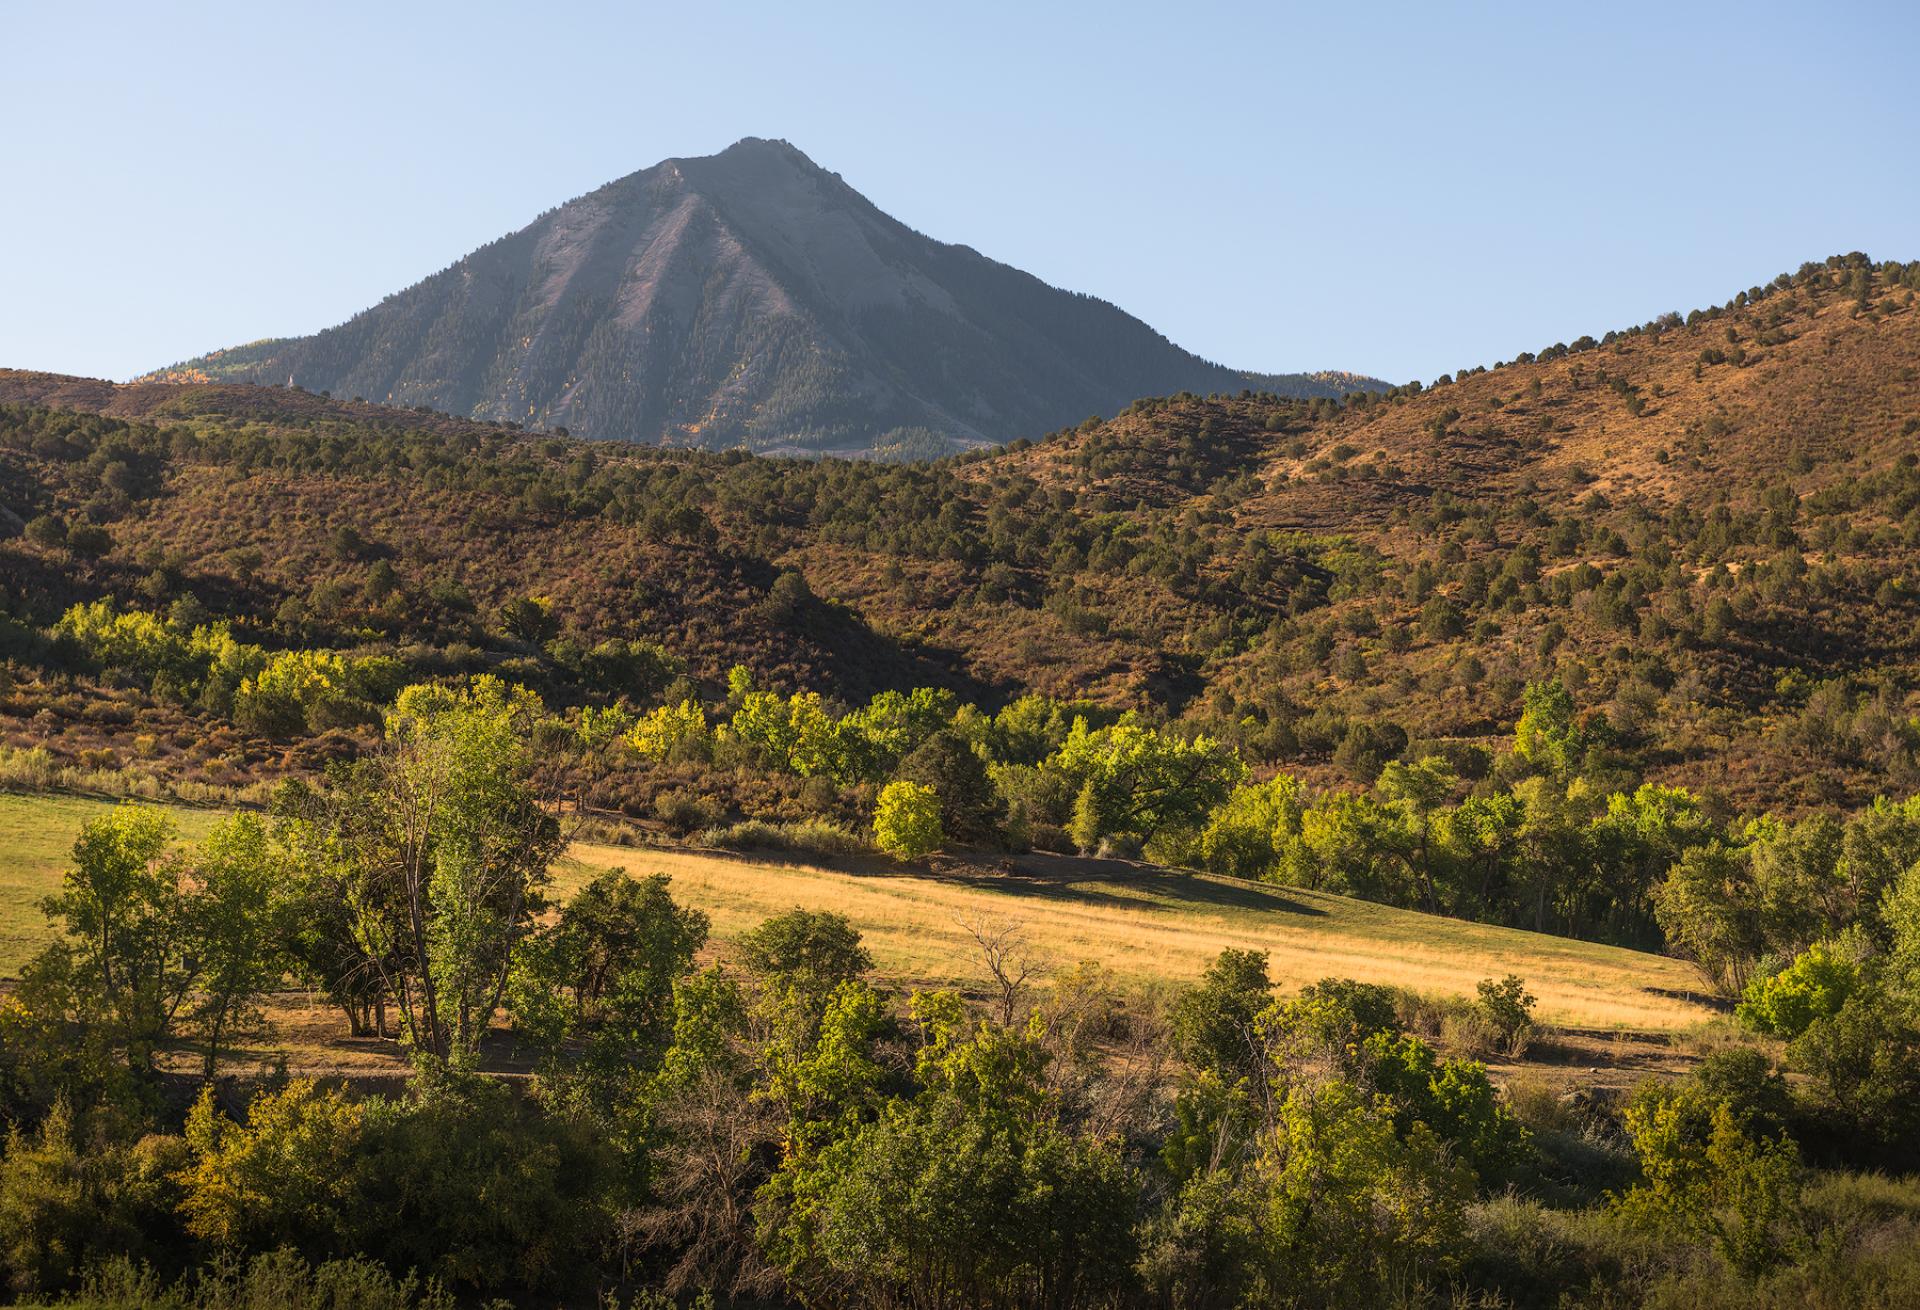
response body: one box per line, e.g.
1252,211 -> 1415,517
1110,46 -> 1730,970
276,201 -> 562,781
147,139 -> 1379,456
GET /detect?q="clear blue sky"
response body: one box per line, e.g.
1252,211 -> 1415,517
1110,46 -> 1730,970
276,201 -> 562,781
4,1 -> 1916,387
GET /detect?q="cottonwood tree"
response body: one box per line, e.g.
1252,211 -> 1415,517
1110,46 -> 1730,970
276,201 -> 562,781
32,804 -> 196,1075
277,789 -> 402,1038
286,676 -> 563,1070
510,868 -> 709,1116
1049,715 -> 1244,851
24,805 -> 285,1082
183,814 -> 284,1078
624,967 -> 781,1299
759,992 -> 1137,1310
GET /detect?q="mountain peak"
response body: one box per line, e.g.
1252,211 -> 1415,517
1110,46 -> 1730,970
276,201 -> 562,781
149,145 -> 1379,454
713,135 -> 812,162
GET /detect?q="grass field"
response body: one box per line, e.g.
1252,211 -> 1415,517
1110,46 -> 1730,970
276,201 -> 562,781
1,791 -> 1717,1031
0,791 -> 222,977
562,843 -> 1716,1030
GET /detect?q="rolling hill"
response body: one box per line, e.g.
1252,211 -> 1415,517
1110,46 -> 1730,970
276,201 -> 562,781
143,138 -> 1381,456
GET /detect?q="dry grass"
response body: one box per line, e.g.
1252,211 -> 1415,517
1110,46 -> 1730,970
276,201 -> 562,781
1,791 -> 1714,1031
560,842 -> 1717,1031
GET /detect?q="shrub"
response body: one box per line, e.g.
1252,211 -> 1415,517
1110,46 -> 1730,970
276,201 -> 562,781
23,513 -> 67,549
0,1102 -> 185,1296
1693,1047 -> 1793,1140
177,1081 -> 365,1252
700,819 -> 871,859
66,523 -> 113,558
700,819 -> 785,852
653,789 -> 723,835
76,1250 -> 461,1310
352,1082 -> 610,1291
1614,1083 -> 1806,1276
1476,975 -> 1538,1056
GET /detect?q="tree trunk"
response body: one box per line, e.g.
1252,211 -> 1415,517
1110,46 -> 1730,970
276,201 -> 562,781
202,1003 -> 226,1081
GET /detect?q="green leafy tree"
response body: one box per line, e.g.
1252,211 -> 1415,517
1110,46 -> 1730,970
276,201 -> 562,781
1886,857 -> 1920,996
626,699 -> 710,763
895,730 -> 1003,845
1474,974 -> 1537,1051
349,1079 -> 611,1291
497,595 -> 559,644
1290,791 -> 1415,901
281,677 -> 563,1070
1360,1031 -> 1530,1177
1047,715 -> 1245,848
182,815 -> 286,1078
578,637 -> 679,702
509,870 -> 709,1115
1587,783 -> 1716,942
736,910 -> 874,1025
22,513 -> 67,550
1784,981 -> 1920,1158
1171,949 -> 1272,1086
32,805 -> 194,1076
1199,776 -> 1303,879
760,1001 -> 1136,1310
846,687 -> 958,772
873,780 -> 943,859
1514,677 -> 1583,776
761,979 -> 892,1154
1146,1081 -> 1472,1309
729,687 -> 873,783
1655,841 -> 1768,994
1737,942 -> 1859,1038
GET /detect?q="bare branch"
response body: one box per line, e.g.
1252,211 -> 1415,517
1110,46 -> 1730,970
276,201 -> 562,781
957,911 -> 1040,1026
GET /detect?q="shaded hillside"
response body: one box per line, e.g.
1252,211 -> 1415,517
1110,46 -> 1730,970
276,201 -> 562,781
6,252 -> 1920,812
146,138 -> 1380,456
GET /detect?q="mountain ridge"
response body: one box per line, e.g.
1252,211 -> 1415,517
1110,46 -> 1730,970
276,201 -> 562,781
146,138 -> 1384,455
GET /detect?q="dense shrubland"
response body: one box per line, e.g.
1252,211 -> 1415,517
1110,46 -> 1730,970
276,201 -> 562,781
4,256 -> 1920,815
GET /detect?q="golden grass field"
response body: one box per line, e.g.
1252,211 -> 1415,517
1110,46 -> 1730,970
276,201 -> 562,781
560,842 -> 1716,1031
0,791 -> 1715,1032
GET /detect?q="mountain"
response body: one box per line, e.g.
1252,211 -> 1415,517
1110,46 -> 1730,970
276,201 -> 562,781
144,138 -> 1383,456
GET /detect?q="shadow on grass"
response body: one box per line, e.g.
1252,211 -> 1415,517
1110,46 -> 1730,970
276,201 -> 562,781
1640,984 -> 1733,1014
825,847 -> 1327,919
595,841 -> 1329,919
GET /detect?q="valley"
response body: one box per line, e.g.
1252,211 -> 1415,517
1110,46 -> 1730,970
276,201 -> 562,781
2,168 -> 1918,1310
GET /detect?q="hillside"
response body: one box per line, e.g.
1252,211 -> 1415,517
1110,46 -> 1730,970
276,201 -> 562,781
144,138 -> 1379,457
6,254 -> 1917,815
